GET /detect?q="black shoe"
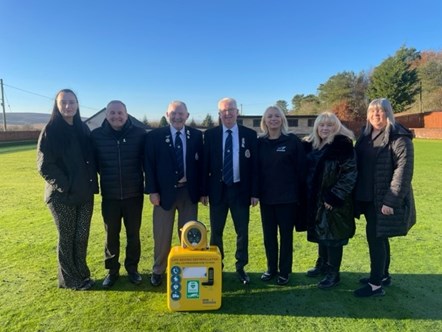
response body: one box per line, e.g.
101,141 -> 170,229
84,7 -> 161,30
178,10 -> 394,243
354,284 -> 385,297
237,269 -> 250,285
77,278 -> 95,291
260,271 -> 276,282
318,272 -> 340,289
102,273 -> 119,289
359,275 -> 391,287
128,271 -> 142,285
306,258 -> 327,277
276,275 -> 289,286
150,273 -> 163,287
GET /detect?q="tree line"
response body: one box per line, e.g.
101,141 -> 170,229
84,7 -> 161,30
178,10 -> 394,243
142,46 -> 442,128
276,46 -> 442,120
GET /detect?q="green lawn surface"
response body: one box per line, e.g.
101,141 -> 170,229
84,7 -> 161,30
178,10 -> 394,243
0,140 -> 441,331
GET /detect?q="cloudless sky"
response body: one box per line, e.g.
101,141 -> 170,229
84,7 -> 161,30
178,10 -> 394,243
1,0 -> 441,121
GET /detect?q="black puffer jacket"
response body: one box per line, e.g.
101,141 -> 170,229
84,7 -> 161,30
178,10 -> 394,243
355,123 -> 416,237
304,135 -> 357,243
91,118 -> 146,200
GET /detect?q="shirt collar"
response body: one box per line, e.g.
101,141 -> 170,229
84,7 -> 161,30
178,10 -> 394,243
170,125 -> 184,136
222,124 -> 238,135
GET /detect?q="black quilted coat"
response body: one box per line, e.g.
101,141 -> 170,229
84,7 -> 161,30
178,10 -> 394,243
304,135 -> 357,243
91,118 -> 146,200
354,124 -> 416,237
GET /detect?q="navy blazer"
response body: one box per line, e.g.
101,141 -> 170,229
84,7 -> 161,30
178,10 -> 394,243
202,124 -> 259,205
145,125 -> 203,211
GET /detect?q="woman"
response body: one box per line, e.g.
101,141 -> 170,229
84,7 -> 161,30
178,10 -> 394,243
353,98 -> 416,297
258,106 -> 306,285
303,112 -> 357,289
37,89 -> 98,290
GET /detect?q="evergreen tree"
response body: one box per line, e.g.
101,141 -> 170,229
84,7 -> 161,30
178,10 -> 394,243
159,116 -> 168,127
318,71 -> 356,108
276,100 -> 289,114
189,118 -> 197,127
368,46 -> 421,113
318,71 -> 368,119
201,113 -> 215,128
291,94 -> 304,112
290,94 -> 321,115
142,115 -> 150,128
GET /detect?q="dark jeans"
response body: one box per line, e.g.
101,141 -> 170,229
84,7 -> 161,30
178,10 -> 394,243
102,196 -> 143,274
260,202 -> 296,277
209,183 -> 249,271
359,201 -> 391,285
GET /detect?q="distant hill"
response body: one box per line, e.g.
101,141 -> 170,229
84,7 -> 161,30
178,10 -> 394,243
3,112 -> 51,126
3,113 -> 88,126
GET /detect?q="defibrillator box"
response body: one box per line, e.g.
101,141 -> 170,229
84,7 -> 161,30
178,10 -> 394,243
167,221 -> 222,311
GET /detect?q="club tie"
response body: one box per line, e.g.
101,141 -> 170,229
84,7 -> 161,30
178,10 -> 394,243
223,129 -> 233,186
175,131 -> 184,180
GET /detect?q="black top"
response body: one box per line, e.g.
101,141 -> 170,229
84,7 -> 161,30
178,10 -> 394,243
354,129 -> 385,201
258,133 -> 305,205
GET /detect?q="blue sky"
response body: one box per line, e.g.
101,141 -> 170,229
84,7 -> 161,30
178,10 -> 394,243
1,0 -> 441,121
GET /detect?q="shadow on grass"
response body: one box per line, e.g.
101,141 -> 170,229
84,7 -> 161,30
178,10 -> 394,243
217,272 -> 442,320
92,271 -> 442,320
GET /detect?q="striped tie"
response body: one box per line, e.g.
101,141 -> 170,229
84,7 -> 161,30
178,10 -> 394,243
175,131 -> 184,180
223,129 -> 233,186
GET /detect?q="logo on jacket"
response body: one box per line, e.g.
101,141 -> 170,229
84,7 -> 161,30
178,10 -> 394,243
276,146 -> 287,152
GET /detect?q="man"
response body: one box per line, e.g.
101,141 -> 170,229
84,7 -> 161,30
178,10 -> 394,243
201,97 -> 259,284
145,101 -> 203,287
91,100 -> 146,288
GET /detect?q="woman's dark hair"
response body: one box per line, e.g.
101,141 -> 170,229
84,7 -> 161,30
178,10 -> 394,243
46,89 -> 89,156
48,88 -> 82,126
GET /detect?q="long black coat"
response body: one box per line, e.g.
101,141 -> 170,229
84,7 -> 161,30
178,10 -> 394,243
304,135 -> 357,243
354,124 -> 416,237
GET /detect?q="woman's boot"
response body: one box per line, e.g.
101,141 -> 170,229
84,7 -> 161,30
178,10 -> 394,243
318,265 -> 340,289
306,257 -> 327,277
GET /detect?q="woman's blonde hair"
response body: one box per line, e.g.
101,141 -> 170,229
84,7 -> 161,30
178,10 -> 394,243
304,111 -> 354,149
363,98 -> 396,135
259,105 -> 289,137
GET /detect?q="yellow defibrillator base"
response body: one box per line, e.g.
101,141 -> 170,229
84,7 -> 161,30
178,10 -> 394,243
167,245 -> 222,311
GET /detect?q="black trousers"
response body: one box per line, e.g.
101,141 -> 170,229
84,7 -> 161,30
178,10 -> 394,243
48,197 -> 93,289
102,196 -> 143,274
359,201 -> 391,285
260,202 -> 296,277
317,244 -> 343,272
209,183 -> 249,271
